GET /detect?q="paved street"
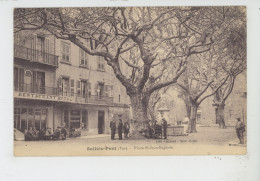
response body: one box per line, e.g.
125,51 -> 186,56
14,126 -> 246,156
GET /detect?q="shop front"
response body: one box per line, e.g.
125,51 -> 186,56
14,100 -> 54,133
58,103 -> 108,135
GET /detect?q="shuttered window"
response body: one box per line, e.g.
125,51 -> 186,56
70,79 -> 74,96
61,42 -> 70,62
77,80 -> 81,96
97,56 -> 105,71
87,82 -> 91,95
79,49 -> 88,67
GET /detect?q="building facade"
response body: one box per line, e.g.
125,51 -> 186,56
14,30 -> 130,136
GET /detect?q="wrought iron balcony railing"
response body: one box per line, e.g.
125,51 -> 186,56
14,45 -> 59,67
14,83 -> 114,104
14,83 -> 58,96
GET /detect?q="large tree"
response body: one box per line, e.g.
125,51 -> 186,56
212,21 -> 246,128
176,7 -> 246,133
14,7 -> 215,134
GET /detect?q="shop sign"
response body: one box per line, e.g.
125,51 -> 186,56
25,70 -> 32,77
14,92 -> 75,103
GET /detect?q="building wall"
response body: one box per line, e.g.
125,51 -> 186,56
14,31 -> 131,136
14,60 -> 56,88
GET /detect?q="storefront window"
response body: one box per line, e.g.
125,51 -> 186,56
14,108 -> 48,133
82,110 -> 88,129
64,110 -> 69,128
41,109 -> 47,129
27,109 -> 34,128
35,109 -> 41,130
20,108 -> 27,133
70,110 -> 80,128
14,108 -> 20,129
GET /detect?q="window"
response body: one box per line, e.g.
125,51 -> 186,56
77,80 -> 91,97
58,77 -> 70,96
97,56 -> 105,71
96,83 -> 105,98
14,108 -> 47,133
61,42 -> 70,63
79,49 -> 88,67
81,80 -> 87,98
32,71 -> 45,94
14,32 -> 20,45
70,110 -> 80,128
14,67 -> 24,92
82,110 -> 88,129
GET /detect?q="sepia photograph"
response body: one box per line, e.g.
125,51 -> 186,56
13,6 -> 247,156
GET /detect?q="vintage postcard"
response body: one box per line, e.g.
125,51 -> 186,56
13,6 -> 247,156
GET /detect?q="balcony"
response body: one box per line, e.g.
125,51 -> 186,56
75,94 -> 114,105
14,83 -> 58,96
14,83 -> 113,105
14,45 -> 58,67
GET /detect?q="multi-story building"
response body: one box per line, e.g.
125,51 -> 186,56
13,30 -> 130,136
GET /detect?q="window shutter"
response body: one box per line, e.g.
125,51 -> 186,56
105,85 -> 108,97
87,82 -> 91,95
77,80 -> 81,96
70,79 -> 74,96
95,83 -> 99,96
45,38 -> 50,53
45,38 -> 50,63
58,77 -> 62,95
31,35 -> 37,61
32,35 -> 37,49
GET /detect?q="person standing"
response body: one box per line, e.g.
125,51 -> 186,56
148,119 -> 153,139
110,120 -> 116,140
123,122 -> 130,138
118,119 -> 123,140
162,118 -> 168,139
235,118 -> 245,144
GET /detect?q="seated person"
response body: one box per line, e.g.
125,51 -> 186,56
25,127 -> 37,141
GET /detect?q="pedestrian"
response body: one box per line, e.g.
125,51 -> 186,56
148,119 -> 153,139
110,120 -> 116,140
162,118 -> 168,139
123,122 -> 130,138
118,119 -> 123,140
235,118 -> 245,144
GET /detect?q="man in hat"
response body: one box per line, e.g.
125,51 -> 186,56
235,118 -> 245,144
110,119 -> 116,140
118,119 -> 123,140
162,118 -> 168,139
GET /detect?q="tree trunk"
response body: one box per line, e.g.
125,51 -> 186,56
148,106 -> 157,122
129,93 -> 150,138
216,103 -> 226,129
185,104 -> 191,119
187,104 -> 198,133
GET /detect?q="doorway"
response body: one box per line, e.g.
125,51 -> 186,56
98,111 -> 105,134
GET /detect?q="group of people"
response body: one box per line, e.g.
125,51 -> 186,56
110,119 -> 130,140
147,118 -> 168,139
25,127 -> 52,141
25,126 -> 68,141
